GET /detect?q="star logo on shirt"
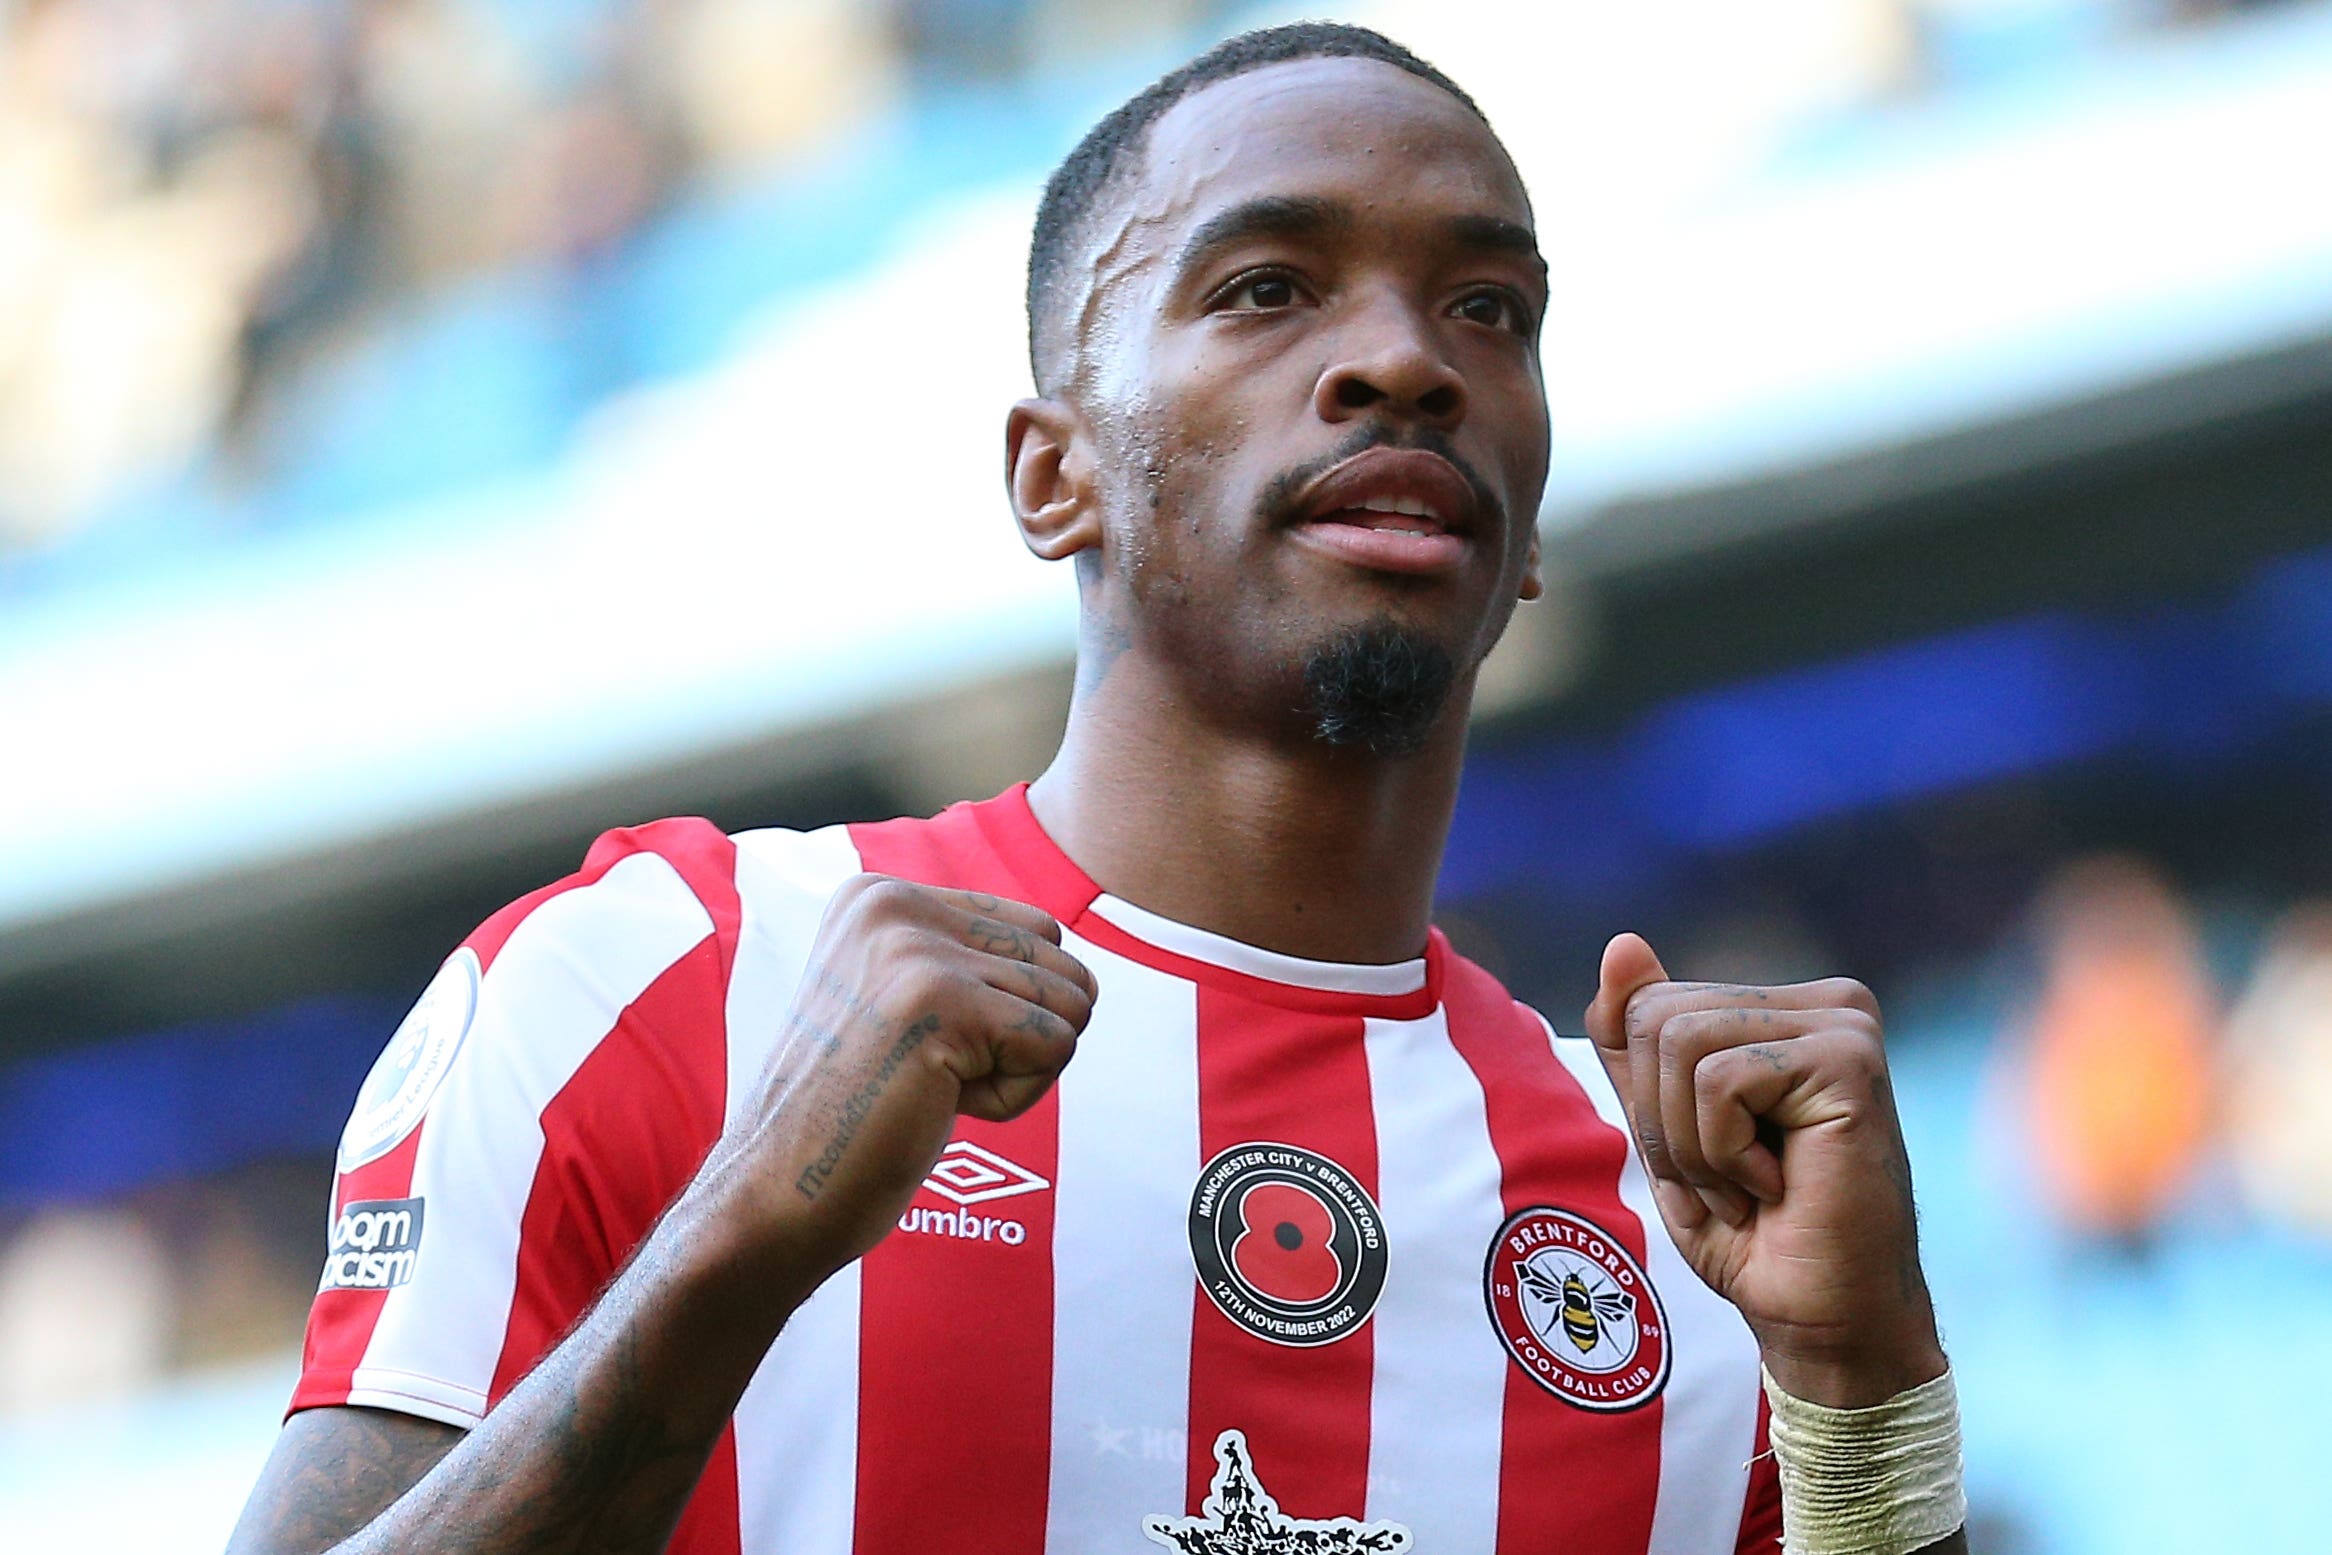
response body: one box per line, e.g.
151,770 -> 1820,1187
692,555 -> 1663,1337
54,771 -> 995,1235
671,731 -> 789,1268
1142,1430 -> 1412,1553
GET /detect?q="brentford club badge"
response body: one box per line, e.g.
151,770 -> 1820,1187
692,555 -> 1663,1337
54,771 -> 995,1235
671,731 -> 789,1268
1187,1142 -> 1388,1348
1484,1206 -> 1671,1411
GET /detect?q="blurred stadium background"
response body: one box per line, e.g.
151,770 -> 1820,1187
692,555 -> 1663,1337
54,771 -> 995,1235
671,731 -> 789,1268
3,0 -> 2330,1548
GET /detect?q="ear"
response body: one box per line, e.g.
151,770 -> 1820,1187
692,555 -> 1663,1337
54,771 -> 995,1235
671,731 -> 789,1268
1005,397 -> 1101,564
1517,527 -> 1544,602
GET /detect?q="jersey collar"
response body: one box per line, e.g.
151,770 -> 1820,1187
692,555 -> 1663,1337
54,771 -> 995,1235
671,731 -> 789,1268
971,783 -> 1442,1018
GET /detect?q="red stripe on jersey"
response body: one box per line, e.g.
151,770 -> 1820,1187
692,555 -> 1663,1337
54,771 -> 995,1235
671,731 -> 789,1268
290,1125 -> 428,1413
291,823 -> 727,1416
673,1426 -> 743,1555
966,783 -> 1103,921
1439,946 -> 1665,1554
480,826 -> 741,1553
485,933 -> 734,1400
1736,1393 -> 1783,1553
847,811 -> 1060,1555
1185,985 -> 1378,1521
484,821 -> 741,1404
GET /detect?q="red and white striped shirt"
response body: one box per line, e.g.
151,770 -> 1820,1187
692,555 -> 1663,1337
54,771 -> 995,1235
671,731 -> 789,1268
295,785 -> 1782,1554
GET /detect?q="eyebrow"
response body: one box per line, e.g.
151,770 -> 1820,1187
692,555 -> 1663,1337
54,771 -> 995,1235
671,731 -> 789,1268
1172,195 -> 1353,286
1445,214 -> 1549,280
1170,195 -> 1548,288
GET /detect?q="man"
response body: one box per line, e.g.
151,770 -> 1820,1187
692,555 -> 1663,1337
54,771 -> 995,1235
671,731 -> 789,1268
231,23 -> 1964,1555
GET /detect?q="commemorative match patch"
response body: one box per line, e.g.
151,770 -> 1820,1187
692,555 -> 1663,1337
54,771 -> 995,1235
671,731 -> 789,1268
1187,1142 -> 1387,1348
338,948 -> 480,1172
1484,1206 -> 1670,1411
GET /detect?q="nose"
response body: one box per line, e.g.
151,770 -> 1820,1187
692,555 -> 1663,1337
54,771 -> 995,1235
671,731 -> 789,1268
1312,293 -> 1467,429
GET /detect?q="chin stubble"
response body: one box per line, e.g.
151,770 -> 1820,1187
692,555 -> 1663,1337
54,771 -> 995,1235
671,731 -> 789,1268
1301,620 -> 1457,758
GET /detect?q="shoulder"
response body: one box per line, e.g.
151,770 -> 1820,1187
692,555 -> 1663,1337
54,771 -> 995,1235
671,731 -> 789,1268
1431,932 -> 1567,1041
464,817 -> 741,979
468,815 -> 885,973
1431,932 -> 1626,1112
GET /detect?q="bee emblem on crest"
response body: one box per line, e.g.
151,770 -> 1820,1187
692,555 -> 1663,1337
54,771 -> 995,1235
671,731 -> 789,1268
1483,1206 -> 1671,1411
1519,1264 -> 1637,1355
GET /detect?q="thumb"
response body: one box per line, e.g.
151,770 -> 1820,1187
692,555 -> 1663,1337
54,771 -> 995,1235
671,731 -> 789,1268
1585,932 -> 1670,1052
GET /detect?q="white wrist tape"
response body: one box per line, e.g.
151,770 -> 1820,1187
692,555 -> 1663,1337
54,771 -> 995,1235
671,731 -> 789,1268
1761,1364 -> 1966,1555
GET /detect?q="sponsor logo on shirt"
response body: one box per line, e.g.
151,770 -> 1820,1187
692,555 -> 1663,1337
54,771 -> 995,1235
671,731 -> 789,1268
895,1205 -> 1029,1245
1483,1205 -> 1671,1411
320,1197 -> 425,1292
894,1140 -> 1049,1246
1144,1428 -> 1412,1552
920,1140 -> 1049,1205
1186,1142 -> 1388,1348
338,949 -> 479,1172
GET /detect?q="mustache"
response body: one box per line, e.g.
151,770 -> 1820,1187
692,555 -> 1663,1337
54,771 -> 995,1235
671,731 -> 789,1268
1254,425 -> 1503,532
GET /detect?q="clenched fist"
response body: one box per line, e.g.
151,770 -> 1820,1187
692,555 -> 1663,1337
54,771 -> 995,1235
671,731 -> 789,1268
695,875 -> 1098,1287
1585,933 -> 1946,1408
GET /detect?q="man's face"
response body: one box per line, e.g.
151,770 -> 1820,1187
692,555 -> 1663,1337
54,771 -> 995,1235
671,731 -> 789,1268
1067,57 -> 1551,747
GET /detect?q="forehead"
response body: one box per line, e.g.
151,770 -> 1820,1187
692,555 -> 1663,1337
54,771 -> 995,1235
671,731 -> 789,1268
1130,56 -> 1532,242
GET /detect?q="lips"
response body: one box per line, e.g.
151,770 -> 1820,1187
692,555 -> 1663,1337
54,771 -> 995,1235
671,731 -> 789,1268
1290,446 -> 1479,577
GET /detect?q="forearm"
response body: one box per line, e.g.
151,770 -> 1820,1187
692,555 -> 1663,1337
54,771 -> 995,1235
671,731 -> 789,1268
337,1193 -> 809,1555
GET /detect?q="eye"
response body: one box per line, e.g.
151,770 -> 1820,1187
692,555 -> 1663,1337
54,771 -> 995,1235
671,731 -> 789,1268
1452,288 -> 1532,334
1214,270 -> 1308,312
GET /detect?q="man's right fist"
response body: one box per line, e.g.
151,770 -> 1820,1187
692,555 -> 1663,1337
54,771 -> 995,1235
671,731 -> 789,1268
696,875 -> 1097,1283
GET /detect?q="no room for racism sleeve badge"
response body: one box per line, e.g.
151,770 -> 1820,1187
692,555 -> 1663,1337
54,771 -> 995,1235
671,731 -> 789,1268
1484,1206 -> 1671,1411
1186,1142 -> 1389,1348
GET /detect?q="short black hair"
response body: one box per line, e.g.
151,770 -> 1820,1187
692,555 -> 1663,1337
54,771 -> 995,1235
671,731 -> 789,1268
1025,22 -> 1489,394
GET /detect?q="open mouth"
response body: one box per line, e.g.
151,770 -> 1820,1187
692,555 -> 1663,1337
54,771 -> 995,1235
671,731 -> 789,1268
1294,450 -> 1478,576
1314,495 -> 1449,535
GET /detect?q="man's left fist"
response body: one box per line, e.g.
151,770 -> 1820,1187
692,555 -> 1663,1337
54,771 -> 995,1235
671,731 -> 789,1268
1585,932 -> 1948,1408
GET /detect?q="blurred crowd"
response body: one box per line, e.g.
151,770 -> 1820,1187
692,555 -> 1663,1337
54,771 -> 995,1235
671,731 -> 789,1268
0,0 -> 2318,561
2016,857 -> 2332,1253
0,0 -> 1224,555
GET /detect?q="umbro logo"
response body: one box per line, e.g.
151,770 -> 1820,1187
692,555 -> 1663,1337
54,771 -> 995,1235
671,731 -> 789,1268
894,1141 -> 1050,1248
920,1140 -> 1049,1206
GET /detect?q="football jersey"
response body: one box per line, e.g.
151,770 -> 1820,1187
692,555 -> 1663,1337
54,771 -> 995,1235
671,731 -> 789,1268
295,785 -> 1783,1554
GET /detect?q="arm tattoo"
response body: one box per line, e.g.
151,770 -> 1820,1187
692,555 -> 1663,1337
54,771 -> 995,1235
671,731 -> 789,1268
436,1321 -> 710,1553
793,1012 -> 940,1200
227,1408 -> 462,1555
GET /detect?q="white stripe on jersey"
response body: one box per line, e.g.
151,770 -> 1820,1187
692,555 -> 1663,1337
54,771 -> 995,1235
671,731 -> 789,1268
726,823 -> 870,1555
1546,1027 -> 1765,1555
723,823 -> 867,1127
1361,1007 -> 1510,1551
1091,894 -> 1426,996
1044,934 -> 1201,1555
350,850 -> 715,1425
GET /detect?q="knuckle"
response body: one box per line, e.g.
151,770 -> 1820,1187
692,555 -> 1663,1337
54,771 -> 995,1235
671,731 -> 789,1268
1819,976 -> 1880,1018
850,874 -> 923,920
1843,1026 -> 1890,1072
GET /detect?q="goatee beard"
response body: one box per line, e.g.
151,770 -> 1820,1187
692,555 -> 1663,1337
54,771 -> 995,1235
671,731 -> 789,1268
1301,621 -> 1457,758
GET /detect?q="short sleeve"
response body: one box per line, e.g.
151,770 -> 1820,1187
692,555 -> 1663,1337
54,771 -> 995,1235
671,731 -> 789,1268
290,818 -> 741,1427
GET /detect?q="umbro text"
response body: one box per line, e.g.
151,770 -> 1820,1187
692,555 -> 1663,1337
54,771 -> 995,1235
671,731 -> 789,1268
896,1205 -> 1028,1245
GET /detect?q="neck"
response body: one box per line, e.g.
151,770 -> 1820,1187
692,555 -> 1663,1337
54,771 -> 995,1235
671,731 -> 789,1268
1026,648 -> 1470,965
